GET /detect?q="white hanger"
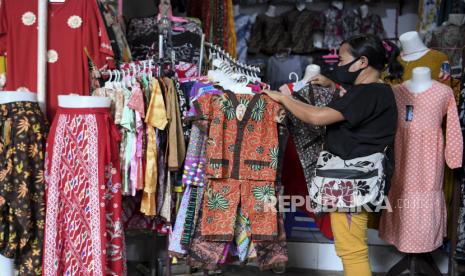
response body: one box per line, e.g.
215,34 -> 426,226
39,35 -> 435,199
105,70 -> 113,89
289,72 -> 299,82
148,60 -> 153,80
116,70 -> 123,89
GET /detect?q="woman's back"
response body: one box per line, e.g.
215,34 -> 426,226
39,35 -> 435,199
325,82 -> 398,159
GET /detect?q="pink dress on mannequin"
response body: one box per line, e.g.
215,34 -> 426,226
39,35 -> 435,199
379,81 -> 463,253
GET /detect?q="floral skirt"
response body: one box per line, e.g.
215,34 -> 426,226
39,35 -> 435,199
0,101 -> 48,275
44,107 -> 125,276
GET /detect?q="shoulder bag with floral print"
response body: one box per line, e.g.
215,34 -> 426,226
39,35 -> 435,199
309,147 -> 388,211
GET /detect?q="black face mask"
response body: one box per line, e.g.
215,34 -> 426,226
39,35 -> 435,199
332,58 -> 363,89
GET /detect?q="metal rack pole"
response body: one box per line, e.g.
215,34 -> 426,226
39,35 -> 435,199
37,0 -> 48,113
198,34 -> 205,76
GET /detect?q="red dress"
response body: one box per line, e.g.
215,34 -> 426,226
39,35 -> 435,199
0,0 -> 113,120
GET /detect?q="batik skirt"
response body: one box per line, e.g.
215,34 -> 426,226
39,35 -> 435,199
43,107 -> 125,276
0,101 -> 48,275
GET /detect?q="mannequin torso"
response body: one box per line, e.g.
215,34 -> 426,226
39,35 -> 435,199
0,91 -> 38,104
331,1 -> 343,10
296,3 -> 306,12
405,67 -> 433,94
58,95 -> 111,108
302,64 -> 321,83
399,31 -> 429,61
360,4 -> 369,19
265,5 -> 277,17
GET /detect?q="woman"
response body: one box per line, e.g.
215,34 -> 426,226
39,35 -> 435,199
265,35 -> 401,276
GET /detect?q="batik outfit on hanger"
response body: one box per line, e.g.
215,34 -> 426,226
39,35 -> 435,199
287,85 -> 335,189
0,101 -> 48,275
282,9 -> 324,54
193,91 -> 285,241
429,23 -> 465,67
360,12 -> 385,38
323,6 -> 344,49
44,107 -> 125,276
281,85 -> 335,239
248,15 -> 287,55
342,10 -> 362,40
379,81 -> 463,253
0,0 -> 114,120
126,16 -> 202,63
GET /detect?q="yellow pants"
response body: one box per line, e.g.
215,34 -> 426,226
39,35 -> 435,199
330,212 -> 371,276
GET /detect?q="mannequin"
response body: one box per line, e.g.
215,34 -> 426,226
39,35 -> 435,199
302,64 -> 321,83
0,91 -> 38,104
58,95 -> 111,108
234,4 -> 240,16
447,13 -> 465,26
360,4 -> 369,19
399,31 -> 429,61
405,67 -> 433,94
265,5 -> 277,17
0,255 -> 14,276
331,1 -> 344,10
296,3 -> 306,12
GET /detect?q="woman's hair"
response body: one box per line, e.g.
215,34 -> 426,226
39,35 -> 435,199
342,35 -> 404,82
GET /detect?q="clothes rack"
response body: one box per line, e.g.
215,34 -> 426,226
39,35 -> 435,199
37,0 -> 47,112
205,42 -> 261,75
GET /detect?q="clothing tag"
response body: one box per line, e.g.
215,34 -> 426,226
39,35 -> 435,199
406,105 -> 414,122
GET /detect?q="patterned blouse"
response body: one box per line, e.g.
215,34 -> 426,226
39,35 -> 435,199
287,85 -> 335,187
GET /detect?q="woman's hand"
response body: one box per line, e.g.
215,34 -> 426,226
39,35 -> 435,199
310,74 -> 336,89
263,89 -> 285,103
